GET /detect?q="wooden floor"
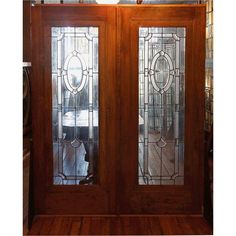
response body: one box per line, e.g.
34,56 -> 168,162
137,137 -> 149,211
27,215 -> 212,235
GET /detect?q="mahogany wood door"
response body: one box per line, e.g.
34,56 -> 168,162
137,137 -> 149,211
31,5 -> 118,214
31,4 -> 205,215
118,5 -> 205,214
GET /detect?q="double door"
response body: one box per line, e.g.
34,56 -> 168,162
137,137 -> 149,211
31,4 -> 205,215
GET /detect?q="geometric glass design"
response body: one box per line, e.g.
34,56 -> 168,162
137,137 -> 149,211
138,27 -> 185,185
52,27 -> 99,185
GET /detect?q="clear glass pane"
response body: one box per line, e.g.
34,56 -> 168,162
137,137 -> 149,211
138,27 -> 185,185
52,27 -> 99,185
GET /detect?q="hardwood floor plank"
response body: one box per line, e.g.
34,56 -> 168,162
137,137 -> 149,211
186,216 -> 213,235
132,217 -> 153,235
149,216 -> 164,235
109,217 -> 122,235
120,217 -> 132,235
28,215 -> 213,235
165,216 -> 186,235
99,217 -> 110,235
79,217 -> 91,235
69,217 -> 82,235
38,216 -> 54,235
88,217 -> 102,235
59,217 -> 73,235
48,216 -> 64,235
159,216 -> 176,235
176,216 -> 195,235
28,216 -> 44,235
87,217 -> 110,235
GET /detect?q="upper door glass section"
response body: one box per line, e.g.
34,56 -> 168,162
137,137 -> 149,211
52,27 -> 99,185
138,27 -> 185,185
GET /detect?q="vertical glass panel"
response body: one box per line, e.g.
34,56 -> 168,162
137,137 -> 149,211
138,27 -> 185,185
52,27 -> 99,185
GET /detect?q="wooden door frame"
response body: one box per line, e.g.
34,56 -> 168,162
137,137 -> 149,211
31,5 -> 118,214
118,5 -> 206,214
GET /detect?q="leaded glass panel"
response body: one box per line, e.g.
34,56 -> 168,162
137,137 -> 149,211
52,27 -> 99,185
138,27 -> 185,185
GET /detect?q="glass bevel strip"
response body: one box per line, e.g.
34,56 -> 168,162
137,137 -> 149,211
52,27 -> 99,185
138,27 -> 185,185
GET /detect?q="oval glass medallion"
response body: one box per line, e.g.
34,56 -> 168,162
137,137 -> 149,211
68,56 -> 83,90
154,56 -> 170,90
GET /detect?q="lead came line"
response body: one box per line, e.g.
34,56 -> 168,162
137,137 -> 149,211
144,34 -> 149,180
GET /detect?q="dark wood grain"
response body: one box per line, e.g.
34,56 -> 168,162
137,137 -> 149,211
23,0 -> 31,62
28,215 -> 213,235
204,126 -> 213,225
31,4 -> 45,214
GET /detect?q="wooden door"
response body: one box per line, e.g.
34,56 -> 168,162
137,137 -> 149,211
31,4 -> 205,215
118,5 -> 205,214
31,5 -> 118,214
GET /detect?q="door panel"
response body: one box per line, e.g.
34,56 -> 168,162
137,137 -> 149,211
31,5 -> 118,214
118,6 -> 205,214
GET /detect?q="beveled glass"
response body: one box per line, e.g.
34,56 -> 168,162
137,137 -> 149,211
138,27 -> 185,185
52,27 -> 99,185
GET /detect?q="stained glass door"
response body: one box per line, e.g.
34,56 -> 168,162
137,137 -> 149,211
31,4 -> 205,215
31,5 -> 117,214
119,6 -> 205,214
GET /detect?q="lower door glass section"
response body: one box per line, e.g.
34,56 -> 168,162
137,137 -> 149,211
138,27 -> 185,185
52,27 -> 99,185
